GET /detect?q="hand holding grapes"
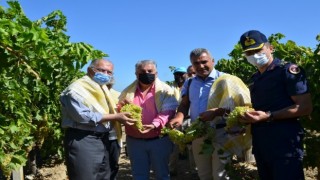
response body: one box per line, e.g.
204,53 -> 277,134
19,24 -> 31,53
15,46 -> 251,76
140,124 -> 156,133
115,112 -> 137,126
240,110 -> 270,124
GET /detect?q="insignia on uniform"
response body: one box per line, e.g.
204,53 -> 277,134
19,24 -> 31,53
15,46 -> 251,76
289,64 -> 301,74
244,37 -> 256,46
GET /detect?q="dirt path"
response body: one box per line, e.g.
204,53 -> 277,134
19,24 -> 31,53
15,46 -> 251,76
27,132 -> 318,180
31,144 -> 200,180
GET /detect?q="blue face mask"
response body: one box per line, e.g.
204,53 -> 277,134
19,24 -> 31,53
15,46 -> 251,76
246,53 -> 269,68
93,72 -> 112,85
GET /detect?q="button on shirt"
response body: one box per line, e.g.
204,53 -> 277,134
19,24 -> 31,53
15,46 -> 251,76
181,69 -> 224,122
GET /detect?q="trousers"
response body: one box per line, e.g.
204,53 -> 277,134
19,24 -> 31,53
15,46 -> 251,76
64,128 -> 111,180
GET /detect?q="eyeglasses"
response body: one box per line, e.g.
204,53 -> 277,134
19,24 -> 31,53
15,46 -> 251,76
92,67 -> 113,75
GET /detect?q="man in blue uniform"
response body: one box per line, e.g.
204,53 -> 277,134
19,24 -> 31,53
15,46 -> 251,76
239,30 -> 313,180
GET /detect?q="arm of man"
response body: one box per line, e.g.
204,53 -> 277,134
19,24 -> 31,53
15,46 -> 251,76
61,94 -> 135,126
100,113 -> 136,126
243,93 -> 313,123
271,93 -> 313,120
61,94 -> 103,126
199,108 -> 228,122
141,110 -> 176,133
168,95 -> 190,128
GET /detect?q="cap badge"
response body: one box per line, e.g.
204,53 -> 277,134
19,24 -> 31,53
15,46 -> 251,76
289,64 -> 301,74
244,37 -> 256,46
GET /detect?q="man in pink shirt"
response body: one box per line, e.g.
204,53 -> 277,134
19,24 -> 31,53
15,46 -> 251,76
119,60 -> 178,180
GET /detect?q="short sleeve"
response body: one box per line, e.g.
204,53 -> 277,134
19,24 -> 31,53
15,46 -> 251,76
285,63 -> 309,96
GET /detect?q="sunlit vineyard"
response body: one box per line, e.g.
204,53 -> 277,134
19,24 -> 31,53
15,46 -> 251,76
0,1 -> 319,179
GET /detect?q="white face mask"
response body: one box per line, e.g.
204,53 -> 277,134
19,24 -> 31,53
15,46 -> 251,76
246,53 -> 269,68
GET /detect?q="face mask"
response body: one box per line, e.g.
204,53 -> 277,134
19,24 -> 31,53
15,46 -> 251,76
246,53 -> 269,68
106,75 -> 115,86
139,73 -> 155,85
93,72 -> 112,85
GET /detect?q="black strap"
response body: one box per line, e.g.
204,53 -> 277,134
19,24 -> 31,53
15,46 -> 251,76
186,78 -> 193,97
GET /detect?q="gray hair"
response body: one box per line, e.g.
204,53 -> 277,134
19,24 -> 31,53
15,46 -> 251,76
189,48 -> 213,60
135,60 -> 157,72
89,59 -> 113,68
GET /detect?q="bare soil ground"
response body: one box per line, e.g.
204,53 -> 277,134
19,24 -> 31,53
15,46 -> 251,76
28,144 -> 201,180
25,129 -> 318,180
27,145 -> 318,180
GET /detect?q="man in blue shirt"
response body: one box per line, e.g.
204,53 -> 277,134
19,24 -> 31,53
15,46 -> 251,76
239,30 -> 313,180
60,59 -> 136,180
169,48 -> 229,180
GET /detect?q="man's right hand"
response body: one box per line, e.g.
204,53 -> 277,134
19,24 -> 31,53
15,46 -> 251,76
168,117 -> 183,129
116,112 -> 136,126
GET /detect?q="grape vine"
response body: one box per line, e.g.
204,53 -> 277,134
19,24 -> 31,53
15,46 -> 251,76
0,2 -> 105,178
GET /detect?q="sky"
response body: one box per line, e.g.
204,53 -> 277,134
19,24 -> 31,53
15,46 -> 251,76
1,0 -> 319,91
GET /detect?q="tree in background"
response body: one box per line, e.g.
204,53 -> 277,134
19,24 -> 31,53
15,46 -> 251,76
0,2 -> 105,178
0,1 -> 319,179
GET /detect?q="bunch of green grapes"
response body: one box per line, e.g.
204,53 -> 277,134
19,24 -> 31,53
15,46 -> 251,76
183,118 -> 216,154
120,104 -> 143,130
0,154 -> 12,178
161,127 -> 186,151
226,106 -> 254,130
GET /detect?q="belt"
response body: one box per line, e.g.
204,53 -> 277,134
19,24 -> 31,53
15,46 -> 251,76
215,123 -> 226,129
128,134 -> 168,141
67,128 -> 109,138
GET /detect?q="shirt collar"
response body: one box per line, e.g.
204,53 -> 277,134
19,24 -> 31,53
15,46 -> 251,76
137,82 -> 155,93
195,68 -> 219,81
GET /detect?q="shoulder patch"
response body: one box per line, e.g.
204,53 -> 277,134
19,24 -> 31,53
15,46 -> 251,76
288,64 -> 301,74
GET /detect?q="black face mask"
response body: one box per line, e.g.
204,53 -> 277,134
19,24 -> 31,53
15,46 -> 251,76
139,73 -> 155,85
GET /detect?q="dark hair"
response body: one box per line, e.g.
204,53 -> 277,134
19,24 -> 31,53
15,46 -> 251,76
189,48 -> 212,60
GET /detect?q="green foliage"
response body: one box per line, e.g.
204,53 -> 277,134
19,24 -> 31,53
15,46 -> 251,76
162,118 -> 215,154
216,32 -> 320,171
0,1 -> 105,177
184,119 -> 216,154
169,66 -> 176,72
165,66 -> 176,86
215,44 -> 256,84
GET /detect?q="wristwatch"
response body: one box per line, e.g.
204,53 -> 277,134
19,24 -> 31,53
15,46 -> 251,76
266,111 -> 274,122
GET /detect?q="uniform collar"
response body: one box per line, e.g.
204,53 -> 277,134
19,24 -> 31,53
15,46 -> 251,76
266,58 -> 281,72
